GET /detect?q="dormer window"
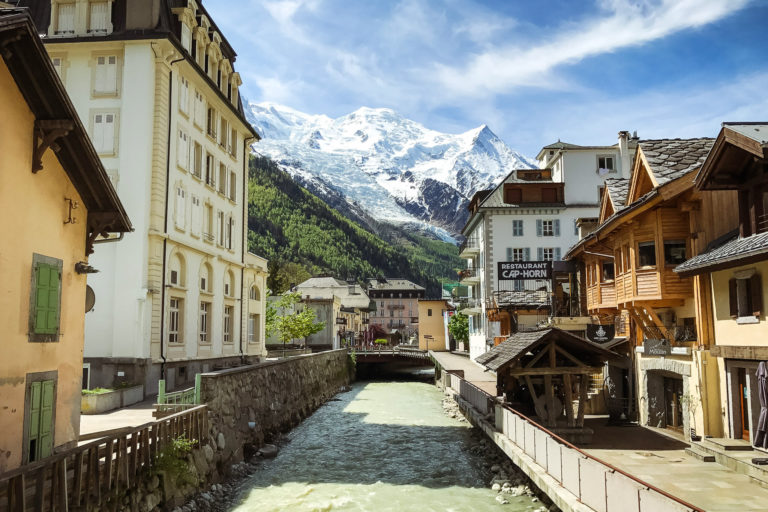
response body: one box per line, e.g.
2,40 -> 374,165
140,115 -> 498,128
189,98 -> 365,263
56,3 -> 75,35
88,2 -> 110,34
181,24 -> 192,53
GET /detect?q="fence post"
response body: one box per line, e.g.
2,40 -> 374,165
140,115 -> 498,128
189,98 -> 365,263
158,380 -> 166,405
194,373 -> 202,404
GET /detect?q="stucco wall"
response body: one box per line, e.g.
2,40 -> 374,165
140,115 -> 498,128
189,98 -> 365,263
711,260 -> 768,345
0,59 -> 88,472
418,301 -> 448,351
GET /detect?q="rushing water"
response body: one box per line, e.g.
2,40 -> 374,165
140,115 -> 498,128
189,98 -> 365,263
229,381 -> 537,511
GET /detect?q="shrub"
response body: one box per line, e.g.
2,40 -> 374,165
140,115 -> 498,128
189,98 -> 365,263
374,338 -> 388,345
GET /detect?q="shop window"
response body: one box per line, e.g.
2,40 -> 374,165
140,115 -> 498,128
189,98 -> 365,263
664,240 -> 687,265
637,241 -> 656,268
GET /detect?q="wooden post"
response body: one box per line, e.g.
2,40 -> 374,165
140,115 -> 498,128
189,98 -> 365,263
73,451 -> 84,507
57,458 -> 68,512
130,431 -> 138,480
104,439 -> 114,496
564,374 -> 575,427
577,374 -> 589,427
9,474 -> 26,512
34,466 -> 45,512
544,375 -> 556,427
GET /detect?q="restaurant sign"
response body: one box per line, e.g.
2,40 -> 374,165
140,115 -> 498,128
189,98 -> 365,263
643,338 -> 671,356
335,317 -> 347,325
497,261 -> 552,281
586,324 -> 615,344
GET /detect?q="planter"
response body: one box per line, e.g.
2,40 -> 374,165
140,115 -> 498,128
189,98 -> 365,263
81,385 -> 144,414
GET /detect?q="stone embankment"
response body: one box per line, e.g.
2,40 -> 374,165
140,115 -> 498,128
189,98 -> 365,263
441,394 -> 559,511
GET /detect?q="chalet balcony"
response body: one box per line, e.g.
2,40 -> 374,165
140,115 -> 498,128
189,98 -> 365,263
458,267 -> 482,284
459,237 -> 481,258
612,268 -> 692,305
586,281 -> 617,311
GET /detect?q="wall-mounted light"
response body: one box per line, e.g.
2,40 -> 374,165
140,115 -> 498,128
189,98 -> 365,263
75,261 -> 99,274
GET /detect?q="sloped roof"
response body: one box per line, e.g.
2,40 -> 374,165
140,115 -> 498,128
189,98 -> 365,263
675,231 -> 768,276
367,278 -> 425,291
475,328 -> 617,372
639,138 -> 714,186
604,178 -> 630,212
722,122 -> 768,145
495,290 -> 549,308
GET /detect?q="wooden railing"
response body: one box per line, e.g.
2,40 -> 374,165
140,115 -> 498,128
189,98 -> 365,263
442,373 -> 702,512
0,406 -> 207,512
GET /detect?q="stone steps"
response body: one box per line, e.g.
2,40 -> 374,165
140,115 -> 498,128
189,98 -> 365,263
684,445 -> 715,462
691,439 -> 768,487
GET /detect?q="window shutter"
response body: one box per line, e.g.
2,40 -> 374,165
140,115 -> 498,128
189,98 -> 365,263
90,2 -> 109,32
39,380 -> 54,459
93,114 -> 104,151
537,248 -> 543,260
58,4 -> 75,33
555,248 -> 561,261
191,195 -> 200,236
34,262 -> 60,335
106,56 -> 116,91
506,248 -> 512,261
536,219 -> 542,237
554,219 -> 560,236
751,274 -> 762,317
729,278 -> 738,318
524,248 -> 530,261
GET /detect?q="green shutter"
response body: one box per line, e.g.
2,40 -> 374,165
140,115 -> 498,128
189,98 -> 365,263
28,381 -> 41,461
39,381 -> 54,459
34,262 -> 60,335
27,380 -> 55,462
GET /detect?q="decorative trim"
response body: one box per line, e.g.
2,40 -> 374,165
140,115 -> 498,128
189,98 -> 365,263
32,119 -> 74,173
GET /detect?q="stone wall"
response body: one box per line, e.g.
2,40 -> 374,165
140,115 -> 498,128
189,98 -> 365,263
200,349 -> 352,467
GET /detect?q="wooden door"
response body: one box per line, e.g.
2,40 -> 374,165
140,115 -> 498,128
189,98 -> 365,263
27,379 -> 54,462
664,377 -> 683,431
738,368 -> 750,441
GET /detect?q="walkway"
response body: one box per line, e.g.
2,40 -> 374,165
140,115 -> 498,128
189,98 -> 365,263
429,350 -> 497,396
79,397 -> 156,438
447,354 -> 768,511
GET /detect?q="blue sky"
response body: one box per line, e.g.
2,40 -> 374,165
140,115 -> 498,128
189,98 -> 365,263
206,0 -> 768,157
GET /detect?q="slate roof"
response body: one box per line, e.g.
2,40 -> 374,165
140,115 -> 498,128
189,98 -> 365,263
675,231 -> 768,276
367,278 -> 425,291
639,138 -> 714,185
604,178 -> 630,211
495,290 -> 550,308
475,328 -> 617,372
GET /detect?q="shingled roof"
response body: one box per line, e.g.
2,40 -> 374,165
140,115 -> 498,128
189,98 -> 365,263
475,328 -> 617,372
604,178 -> 630,211
675,231 -> 768,276
640,138 -> 714,186
495,290 -> 549,308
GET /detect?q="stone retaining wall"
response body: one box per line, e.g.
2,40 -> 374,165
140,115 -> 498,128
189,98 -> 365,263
199,349 -> 352,468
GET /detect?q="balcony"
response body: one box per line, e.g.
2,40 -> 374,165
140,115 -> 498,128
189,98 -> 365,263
459,237 -> 481,258
458,297 -> 482,314
387,304 -> 405,310
458,267 -> 482,284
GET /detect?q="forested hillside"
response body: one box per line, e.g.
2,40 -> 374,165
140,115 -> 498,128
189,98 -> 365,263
247,155 -> 462,296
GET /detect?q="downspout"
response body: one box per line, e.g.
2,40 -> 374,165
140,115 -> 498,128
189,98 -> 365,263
159,56 -> 185,379
240,135 -> 256,361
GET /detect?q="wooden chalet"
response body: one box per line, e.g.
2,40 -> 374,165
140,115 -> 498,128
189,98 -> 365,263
476,328 -> 617,442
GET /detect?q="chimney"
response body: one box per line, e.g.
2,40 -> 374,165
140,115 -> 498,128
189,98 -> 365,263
618,131 -> 632,179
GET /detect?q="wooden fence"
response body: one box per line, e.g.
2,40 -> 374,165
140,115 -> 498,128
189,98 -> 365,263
0,405 -> 207,512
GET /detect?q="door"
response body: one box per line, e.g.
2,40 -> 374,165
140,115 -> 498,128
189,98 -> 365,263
738,368 -> 751,441
663,377 -> 684,431
27,379 -> 54,462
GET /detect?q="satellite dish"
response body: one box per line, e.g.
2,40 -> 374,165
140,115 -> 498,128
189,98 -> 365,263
85,285 -> 96,313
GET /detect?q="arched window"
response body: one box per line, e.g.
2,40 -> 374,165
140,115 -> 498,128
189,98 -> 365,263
249,285 -> 260,301
224,269 -> 235,297
169,253 -> 186,287
200,262 -> 212,292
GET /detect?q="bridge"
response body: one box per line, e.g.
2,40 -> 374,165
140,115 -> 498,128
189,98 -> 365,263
348,345 -> 432,362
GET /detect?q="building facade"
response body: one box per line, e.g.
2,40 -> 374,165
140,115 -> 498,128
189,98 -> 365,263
294,277 -> 371,347
20,0 -> 267,393
460,132 -> 636,361
417,300 -> 452,351
0,10 -> 131,472
367,278 -> 426,340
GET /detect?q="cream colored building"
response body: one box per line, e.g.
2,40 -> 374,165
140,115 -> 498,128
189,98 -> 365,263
20,0 -> 267,393
418,300 -> 452,351
0,10 -> 131,472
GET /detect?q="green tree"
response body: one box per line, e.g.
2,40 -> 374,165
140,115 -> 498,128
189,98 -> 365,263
448,313 -> 469,345
266,293 -> 325,352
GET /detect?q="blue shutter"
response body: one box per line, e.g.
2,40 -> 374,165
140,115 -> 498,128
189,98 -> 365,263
536,219 -> 542,237
554,219 -> 560,236
506,248 -> 512,261
519,221 -> 524,237
555,248 -> 562,261
537,248 -> 543,260
524,248 -> 530,261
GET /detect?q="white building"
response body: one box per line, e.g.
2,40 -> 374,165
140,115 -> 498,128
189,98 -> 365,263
460,132 -> 637,361
22,0 -> 268,393
294,277 -> 371,347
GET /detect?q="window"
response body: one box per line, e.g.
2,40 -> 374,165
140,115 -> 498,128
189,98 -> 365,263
230,128 -> 237,156
174,186 -> 186,230
56,3 -> 75,34
92,112 -> 116,154
248,314 -> 260,342
179,76 -> 190,114
194,91 -> 205,127
217,210 -> 225,246
218,163 -> 227,194
574,220 -> 579,236
205,153 -> 215,186
508,248 -> 526,262
513,280 -> 524,292
29,254 -> 62,342
170,270 -> 179,285
224,272 -> 234,297
637,241 -> 656,268
249,286 -> 260,300
181,23 -> 192,53
220,117 -> 228,147
226,216 -> 234,250
223,306 -> 233,343
540,248 -> 554,261
94,55 -> 117,94
229,170 -> 237,201
89,2 -> 109,33
52,57 -> 63,79
537,219 -> 559,237
602,262 -> 615,281
177,130 -> 189,170
24,377 -> 55,463
623,244 -> 630,271
204,204 -> 213,242
512,220 -> 523,237
207,107 -> 217,138
597,155 -> 616,173
664,240 -> 687,265
190,195 -> 201,237
428,309 -> 432,317
729,271 -> 762,323
193,142 -> 203,178
199,302 -> 210,343
169,298 -> 182,343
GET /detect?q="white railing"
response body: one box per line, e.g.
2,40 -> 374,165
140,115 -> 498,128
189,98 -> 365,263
444,373 -> 701,512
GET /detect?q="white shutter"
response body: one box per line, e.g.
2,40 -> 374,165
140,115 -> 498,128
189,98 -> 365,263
191,195 -> 201,236
58,4 -> 75,34
103,114 -> 115,153
106,56 -> 117,92
90,2 -> 109,33
181,24 -> 192,53
94,56 -> 106,92
175,187 -> 186,229
177,130 -> 188,169
93,114 -> 104,151
216,210 -> 224,245
225,215 -> 231,249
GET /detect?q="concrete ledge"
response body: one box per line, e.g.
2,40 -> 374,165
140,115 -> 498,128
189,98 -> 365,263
81,385 -> 144,415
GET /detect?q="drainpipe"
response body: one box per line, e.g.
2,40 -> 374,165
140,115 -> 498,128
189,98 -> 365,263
240,135 -> 257,362
159,56 -> 186,379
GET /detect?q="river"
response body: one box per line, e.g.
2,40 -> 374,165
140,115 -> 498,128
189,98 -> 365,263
229,380 -> 539,511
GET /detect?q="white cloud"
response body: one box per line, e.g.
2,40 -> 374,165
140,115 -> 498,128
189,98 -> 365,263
432,0 -> 750,98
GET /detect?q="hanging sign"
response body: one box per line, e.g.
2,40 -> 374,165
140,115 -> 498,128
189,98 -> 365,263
586,324 -> 615,343
497,261 -> 552,281
644,338 -> 671,355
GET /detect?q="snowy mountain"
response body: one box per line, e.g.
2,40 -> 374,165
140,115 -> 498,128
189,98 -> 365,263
245,102 -> 536,238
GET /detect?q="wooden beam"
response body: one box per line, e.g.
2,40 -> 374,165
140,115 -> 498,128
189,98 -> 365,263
544,375 -> 556,427
637,302 -> 670,340
523,344 -> 549,368
564,374 -> 575,427
555,345 -> 587,367
577,374 -> 589,428
549,341 -> 556,369
509,366 -> 603,376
